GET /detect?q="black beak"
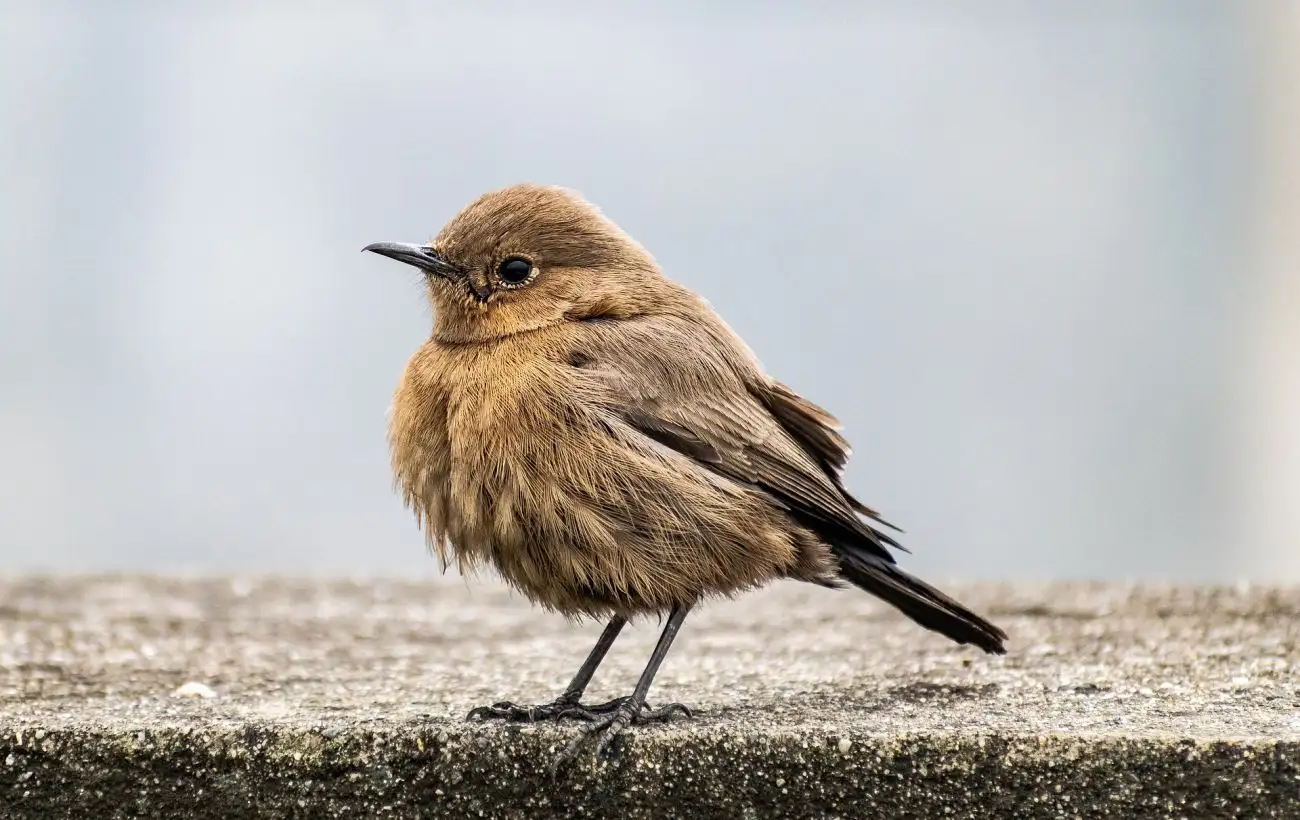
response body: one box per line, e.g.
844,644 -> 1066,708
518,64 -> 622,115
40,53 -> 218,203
362,242 -> 462,279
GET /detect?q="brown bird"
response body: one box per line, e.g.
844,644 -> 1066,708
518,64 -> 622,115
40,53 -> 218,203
364,184 -> 1007,763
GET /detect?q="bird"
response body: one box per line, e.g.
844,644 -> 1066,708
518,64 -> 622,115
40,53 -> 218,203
364,183 -> 1007,765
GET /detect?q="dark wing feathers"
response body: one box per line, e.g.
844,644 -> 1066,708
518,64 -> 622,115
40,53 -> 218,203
756,379 -> 851,470
622,408 -> 725,468
584,318 -> 899,563
622,392 -> 898,561
756,379 -> 904,536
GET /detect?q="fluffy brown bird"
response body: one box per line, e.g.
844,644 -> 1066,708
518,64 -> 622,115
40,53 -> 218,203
365,184 -> 1007,763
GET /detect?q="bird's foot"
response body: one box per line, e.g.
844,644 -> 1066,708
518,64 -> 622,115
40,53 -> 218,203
553,697 -> 691,770
467,694 -> 633,723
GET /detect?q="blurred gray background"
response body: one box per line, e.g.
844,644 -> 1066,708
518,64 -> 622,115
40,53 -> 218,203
2,1 -> 1297,582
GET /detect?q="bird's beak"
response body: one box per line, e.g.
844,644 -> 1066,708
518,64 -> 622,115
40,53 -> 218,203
362,242 -> 462,279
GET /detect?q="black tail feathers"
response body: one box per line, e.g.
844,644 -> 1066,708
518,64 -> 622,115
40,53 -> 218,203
836,548 -> 1007,655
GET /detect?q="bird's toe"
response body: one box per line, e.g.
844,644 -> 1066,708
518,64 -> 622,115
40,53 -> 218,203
592,710 -> 633,760
639,701 -> 692,722
551,696 -> 694,771
467,697 -> 580,722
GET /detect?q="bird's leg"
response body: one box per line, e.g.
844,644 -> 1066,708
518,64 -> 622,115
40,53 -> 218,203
555,604 -> 693,768
468,615 -> 627,722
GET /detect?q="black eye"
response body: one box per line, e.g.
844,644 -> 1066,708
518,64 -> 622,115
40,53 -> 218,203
497,257 -> 533,285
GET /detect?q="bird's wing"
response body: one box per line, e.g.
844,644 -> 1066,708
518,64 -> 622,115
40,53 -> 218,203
753,377 -> 903,535
574,313 -> 900,561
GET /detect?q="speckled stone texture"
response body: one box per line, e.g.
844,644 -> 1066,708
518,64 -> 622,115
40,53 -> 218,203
0,575 -> 1296,818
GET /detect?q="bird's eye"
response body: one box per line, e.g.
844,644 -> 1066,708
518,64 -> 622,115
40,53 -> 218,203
497,257 -> 534,287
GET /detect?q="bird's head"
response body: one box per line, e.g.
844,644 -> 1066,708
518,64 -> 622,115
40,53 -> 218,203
365,184 -> 677,343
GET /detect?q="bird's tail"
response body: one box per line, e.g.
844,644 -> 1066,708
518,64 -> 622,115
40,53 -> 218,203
835,547 -> 1007,655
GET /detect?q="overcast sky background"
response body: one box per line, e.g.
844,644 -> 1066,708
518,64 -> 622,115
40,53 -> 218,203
1,1 -> 1295,583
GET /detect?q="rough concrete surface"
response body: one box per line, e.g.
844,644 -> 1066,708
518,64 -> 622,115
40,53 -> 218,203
0,575 -> 1296,818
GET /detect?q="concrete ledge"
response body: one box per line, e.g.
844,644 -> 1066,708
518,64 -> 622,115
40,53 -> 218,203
1,576 -> 1297,817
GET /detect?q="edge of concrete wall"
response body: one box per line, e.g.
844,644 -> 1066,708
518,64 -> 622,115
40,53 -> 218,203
2,723 -> 1296,819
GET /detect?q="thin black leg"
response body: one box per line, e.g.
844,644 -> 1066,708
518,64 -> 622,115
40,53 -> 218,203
555,604 -> 694,767
468,615 -> 628,722
559,615 -> 625,701
620,605 -> 687,710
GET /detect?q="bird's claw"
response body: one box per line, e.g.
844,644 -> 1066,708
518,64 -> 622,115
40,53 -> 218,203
467,695 -> 642,723
551,698 -> 691,772
467,697 -> 577,722
556,695 -> 687,722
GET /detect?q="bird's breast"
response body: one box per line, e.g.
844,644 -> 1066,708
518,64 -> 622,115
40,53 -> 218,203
390,340 -> 590,586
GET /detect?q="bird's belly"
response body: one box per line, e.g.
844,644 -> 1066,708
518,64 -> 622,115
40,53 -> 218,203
442,461 -> 803,618
441,472 -> 637,616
